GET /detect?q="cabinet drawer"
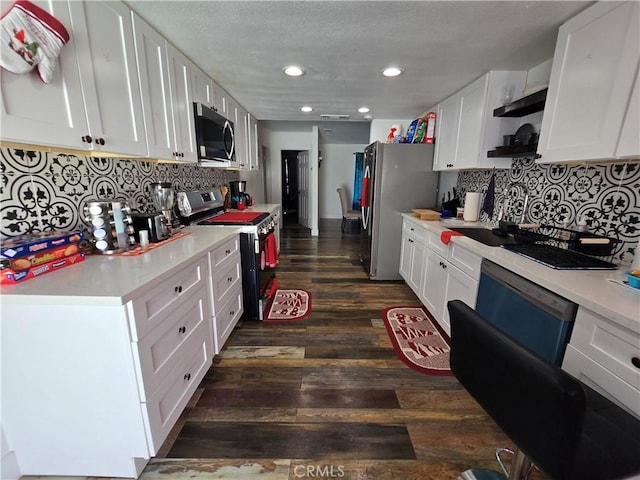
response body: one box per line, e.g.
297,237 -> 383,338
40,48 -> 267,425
563,345 -> 639,419
210,235 -> 240,270
448,242 -> 482,280
211,257 -> 242,308
135,285 -> 211,399
144,335 -> 212,454
214,287 -> 243,354
426,229 -> 447,257
128,256 -> 208,341
403,219 -> 427,243
568,308 -> 640,392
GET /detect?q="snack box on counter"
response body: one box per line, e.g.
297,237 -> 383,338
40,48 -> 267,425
1,231 -> 83,260
1,243 -> 80,271
0,253 -> 85,284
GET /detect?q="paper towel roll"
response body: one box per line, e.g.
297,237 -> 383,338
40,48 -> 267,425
463,192 -> 482,222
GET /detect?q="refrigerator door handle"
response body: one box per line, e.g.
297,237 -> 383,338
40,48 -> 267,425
361,165 -> 371,229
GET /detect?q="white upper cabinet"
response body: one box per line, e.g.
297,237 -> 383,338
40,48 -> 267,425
211,82 -> 228,116
133,13 -> 196,162
537,1 -> 640,163
247,112 -> 259,170
433,71 -> 526,171
191,64 -> 214,108
166,44 -> 197,162
616,65 -> 640,158
1,0 -> 146,155
132,13 -> 175,160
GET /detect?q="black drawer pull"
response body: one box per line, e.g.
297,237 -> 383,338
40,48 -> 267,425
229,310 -> 235,316
178,326 -> 186,334
97,137 -> 105,145
174,286 -> 183,293
225,249 -> 231,254
82,135 -> 93,144
632,357 -> 640,369
184,373 -> 191,381
227,276 -> 233,282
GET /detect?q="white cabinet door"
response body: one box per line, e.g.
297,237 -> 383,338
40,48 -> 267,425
0,0 -> 88,150
433,95 -> 460,171
133,13 -> 175,160
247,112 -> 259,170
421,249 -> 447,324
442,265 -> 479,336
537,1 -> 640,163
167,44 -> 197,162
211,81 -> 227,115
399,233 -> 412,282
191,64 -> 214,108
70,1 -> 147,156
455,75 -> 487,169
235,103 -> 249,170
616,65 -> 640,158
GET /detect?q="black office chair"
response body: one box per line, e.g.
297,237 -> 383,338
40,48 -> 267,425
447,299 -> 640,480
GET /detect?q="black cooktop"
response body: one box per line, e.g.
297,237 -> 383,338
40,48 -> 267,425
502,244 -> 618,270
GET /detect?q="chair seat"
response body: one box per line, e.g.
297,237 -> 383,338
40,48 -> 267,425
344,210 -> 361,219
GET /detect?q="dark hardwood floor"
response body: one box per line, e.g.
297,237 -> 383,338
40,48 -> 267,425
142,218 -> 528,480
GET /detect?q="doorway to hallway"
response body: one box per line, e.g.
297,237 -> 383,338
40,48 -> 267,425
281,150 -> 302,225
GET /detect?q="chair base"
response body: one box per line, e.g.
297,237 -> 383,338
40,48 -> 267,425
457,469 -> 506,480
341,217 -> 360,233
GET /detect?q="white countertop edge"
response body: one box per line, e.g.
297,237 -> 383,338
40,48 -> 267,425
402,214 -> 640,332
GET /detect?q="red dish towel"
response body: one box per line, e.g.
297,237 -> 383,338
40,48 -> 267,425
440,230 -> 464,245
265,232 -> 279,268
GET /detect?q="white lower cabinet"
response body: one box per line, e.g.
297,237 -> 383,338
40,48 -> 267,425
208,235 -> 244,353
0,254 -> 215,477
400,217 -> 427,293
419,229 -> 481,336
562,307 -> 640,419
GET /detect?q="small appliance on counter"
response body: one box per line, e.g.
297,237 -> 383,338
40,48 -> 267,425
82,200 -> 134,254
130,212 -> 170,243
149,182 -> 178,231
228,180 -> 252,209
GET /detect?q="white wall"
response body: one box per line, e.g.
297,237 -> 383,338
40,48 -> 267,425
319,143 -> 367,219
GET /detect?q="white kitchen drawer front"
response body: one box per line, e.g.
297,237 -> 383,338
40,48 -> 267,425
214,288 -> 243,353
144,336 -> 212,453
403,218 -> 428,243
569,307 -> 640,393
563,345 -> 639,419
426,229 -> 448,257
210,235 -> 240,270
135,286 -> 211,399
212,258 -> 242,308
128,256 -> 208,341
448,242 -> 482,280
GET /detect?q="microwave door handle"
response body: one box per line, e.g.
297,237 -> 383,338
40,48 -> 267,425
224,121 -> 234,159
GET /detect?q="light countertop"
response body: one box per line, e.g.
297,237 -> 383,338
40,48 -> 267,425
403,214 -> 640,332
0,204 -> 281,306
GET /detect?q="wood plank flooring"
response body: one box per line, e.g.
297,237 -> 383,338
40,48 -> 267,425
24,219 -> 536,480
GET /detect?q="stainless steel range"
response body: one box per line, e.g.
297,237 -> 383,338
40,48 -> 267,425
177,188 -> 278,320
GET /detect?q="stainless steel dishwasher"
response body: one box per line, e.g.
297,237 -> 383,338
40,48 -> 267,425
474,259 -> 578,365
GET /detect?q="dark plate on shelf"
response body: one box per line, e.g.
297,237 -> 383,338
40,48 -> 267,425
514,123 -> 536,145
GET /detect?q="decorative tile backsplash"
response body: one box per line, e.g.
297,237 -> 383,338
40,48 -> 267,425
0,147 -> 238,238
456,158 -> 640,263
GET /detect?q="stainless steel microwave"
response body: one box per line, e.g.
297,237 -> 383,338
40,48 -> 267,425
193,102 -> 235,166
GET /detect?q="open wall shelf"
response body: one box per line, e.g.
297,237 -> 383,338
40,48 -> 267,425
493,88 -> 548,117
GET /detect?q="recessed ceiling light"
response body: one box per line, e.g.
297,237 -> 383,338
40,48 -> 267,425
358,107 -> 370,113
284,65 -> 305,77
300,106 -> 313,113
382,67 -> 403,77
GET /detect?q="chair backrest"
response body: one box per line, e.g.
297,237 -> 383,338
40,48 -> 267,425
447,300 -> 586,480
337,188 -> 350,214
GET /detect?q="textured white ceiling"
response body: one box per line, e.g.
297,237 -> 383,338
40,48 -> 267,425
125,0 -> 592,125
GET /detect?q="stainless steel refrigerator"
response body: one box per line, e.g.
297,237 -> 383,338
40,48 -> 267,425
360,141 -> 439,280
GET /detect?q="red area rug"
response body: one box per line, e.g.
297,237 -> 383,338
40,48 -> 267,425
382,306 -> 452,376
265,289 -> 312,322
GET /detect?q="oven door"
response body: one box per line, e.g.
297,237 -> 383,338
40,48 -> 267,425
257,230 -> 278,318
240,231 -> 277,321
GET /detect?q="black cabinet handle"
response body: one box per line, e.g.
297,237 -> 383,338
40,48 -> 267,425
632,357 -> 640,369
230,310 -> 235,316
225,249 -> 231,254
227,276 -> 233,283
97,137 -> 105,145
178,326 -> 186,334
184,373 -> 191,381
174,285 -> 183,293
82,135 -> 93,144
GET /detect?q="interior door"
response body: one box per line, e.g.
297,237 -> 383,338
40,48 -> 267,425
297,150 -> 311,228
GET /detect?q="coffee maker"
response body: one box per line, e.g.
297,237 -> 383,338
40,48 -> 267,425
228,180 -> 251,209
